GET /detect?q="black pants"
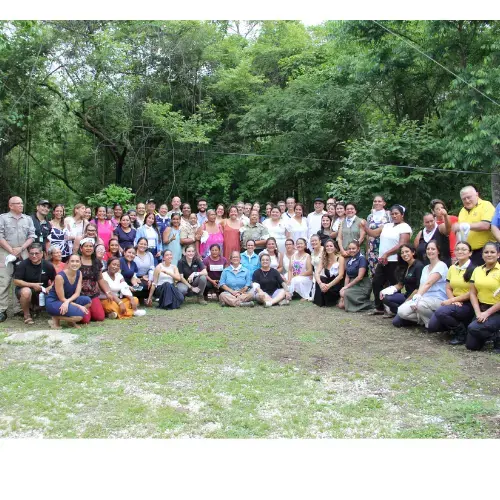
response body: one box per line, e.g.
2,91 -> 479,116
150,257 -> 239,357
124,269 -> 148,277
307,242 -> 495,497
313,276 -> 344,307
466,308 -> 500,351
428,302 -> 474,332
372,261 -> 399,311
383,292 -> 406,314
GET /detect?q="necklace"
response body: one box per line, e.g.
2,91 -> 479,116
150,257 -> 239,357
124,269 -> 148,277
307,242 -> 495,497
261,269 -> 270,277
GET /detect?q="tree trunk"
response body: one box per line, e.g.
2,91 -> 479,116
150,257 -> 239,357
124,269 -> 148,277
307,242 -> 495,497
491,171 -> 500,206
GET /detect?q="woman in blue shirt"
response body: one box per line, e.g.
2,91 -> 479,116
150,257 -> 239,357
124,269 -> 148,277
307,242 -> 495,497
393,240 -> 449,329
218,251 -> 254,307
240,240 -> 260,277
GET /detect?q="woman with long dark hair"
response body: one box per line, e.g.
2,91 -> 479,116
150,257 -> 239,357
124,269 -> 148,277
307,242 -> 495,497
49,204 -> 70,262
313,238 -> 345,307
134,212 -> 162,263
428,241 -> 475,344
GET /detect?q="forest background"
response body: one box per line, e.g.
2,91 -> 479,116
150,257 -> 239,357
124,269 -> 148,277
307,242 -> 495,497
1,20 -> 499,226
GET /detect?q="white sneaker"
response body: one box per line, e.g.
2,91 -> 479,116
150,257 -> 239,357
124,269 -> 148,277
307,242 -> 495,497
133,309 -> 146,317
279,299 -> 290,306
265,301 -> 272,308
107,312 -> 118,319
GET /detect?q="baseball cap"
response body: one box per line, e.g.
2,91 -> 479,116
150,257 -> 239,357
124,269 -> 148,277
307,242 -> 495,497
37,199 -> 52,207
313,197 -> 325,203
146,199 -> 155,204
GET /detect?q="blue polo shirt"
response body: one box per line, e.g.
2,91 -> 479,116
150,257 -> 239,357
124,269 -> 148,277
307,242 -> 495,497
219,266 -> 252,291
240,251 -> 260,276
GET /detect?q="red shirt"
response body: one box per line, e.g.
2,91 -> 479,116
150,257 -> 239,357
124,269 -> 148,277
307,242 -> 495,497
437,215 -> 458,258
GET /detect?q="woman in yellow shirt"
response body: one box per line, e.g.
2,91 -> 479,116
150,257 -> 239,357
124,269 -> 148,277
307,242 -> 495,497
428,242 -> 476,345
466,242 -> 500,352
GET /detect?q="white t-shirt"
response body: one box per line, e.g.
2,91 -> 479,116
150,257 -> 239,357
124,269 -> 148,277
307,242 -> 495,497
306,211 -> 326,239
378,223 -> 412,262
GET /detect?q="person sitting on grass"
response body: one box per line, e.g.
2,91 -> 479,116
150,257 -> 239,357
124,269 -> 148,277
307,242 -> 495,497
101,257 -> 146,319
202,243 -> 227,300
252,253 -> 290,307
218,251 -> 254,307
13,242 -> 56,325
177,245 -> 208,305
287,237 -> 313,301
338,240 -> 372,312
313,238 -> 345,307
145,250 -> 184,310
45,254 -> 91,329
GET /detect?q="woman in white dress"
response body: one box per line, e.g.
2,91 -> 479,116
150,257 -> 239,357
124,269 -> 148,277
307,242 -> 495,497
64,203 -> 88,254
279,238 -> 296,279
287,238 -> 313,300
309,234 -> 324,300
263,206 -> 288,254
285,203 -> 308,243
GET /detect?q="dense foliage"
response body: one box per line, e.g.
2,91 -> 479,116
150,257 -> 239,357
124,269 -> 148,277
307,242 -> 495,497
1,20 -> 498,221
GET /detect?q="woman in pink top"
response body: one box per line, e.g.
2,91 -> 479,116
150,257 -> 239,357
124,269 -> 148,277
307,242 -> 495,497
94,206 -> 115,250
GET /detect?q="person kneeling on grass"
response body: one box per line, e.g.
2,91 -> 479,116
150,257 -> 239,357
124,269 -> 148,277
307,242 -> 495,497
393,240 -> 448,329
145,250 -> 184,310
101,257 -> 146,319
45,254 -> 91,329
13,242 -> 56,325
252,253 -> 290,307
218,251 -> 254,307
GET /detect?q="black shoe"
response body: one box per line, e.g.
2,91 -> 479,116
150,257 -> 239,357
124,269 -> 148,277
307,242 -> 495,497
0,311 -> 6,323
493,336 -> 500,354
449,324 -> 467,346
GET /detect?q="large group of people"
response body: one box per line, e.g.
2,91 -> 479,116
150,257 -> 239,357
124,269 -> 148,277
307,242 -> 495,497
1,186 -> 499,353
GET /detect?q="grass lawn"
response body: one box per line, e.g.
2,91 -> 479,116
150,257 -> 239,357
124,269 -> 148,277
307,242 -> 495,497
1,300 -> 499,438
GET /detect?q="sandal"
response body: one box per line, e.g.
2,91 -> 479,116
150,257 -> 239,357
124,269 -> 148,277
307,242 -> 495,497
24,316 -> 34,325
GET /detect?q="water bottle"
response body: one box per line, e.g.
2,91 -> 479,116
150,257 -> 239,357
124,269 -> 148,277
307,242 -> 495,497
39,287 -> 46,307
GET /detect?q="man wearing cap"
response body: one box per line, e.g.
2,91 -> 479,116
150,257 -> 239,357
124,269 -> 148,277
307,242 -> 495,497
146,199 -> 158,216
31,199 -> 52,256
307,198 -> 327,248
0,196 -> 37,322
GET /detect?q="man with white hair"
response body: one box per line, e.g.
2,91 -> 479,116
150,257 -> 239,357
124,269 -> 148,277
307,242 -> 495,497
0,196 -> 37,322
452,185 -> 495,265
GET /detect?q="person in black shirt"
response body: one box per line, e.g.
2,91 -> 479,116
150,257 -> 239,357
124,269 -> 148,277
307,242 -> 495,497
380,244 -> 424,318
13,243 -> 56,324
177,245 -> 208,304
252,253 -> 289,307
31,199 -> 52,256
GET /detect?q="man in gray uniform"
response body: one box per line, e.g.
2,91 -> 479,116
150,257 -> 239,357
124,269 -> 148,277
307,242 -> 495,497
0,196 -> 36,321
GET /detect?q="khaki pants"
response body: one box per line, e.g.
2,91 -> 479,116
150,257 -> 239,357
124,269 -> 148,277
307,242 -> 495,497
219,291 -> 254,307
0,248 -> 27,315
397,296 -> 443,328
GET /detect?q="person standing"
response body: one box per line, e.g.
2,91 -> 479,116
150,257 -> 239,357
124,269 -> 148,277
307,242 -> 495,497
263,206 -> 287,254
285,203 -> 308,243
0,197 -> 37,322
236,201 -> 249,225
48,204 -> 71,262
326,198 -> 337,218
94,206 -> 115,251
361,204 -> 411,315
277,200 -> 286,215
31,199 -> 52,256
241,210 -> 268,253
337,203 -> 366,258
156,204 -> 171,239
282,197 -> 296,220
452,185 -> 495,265
306,198 -> 326,248
222,206 -> 243,261
196,198 -> 208,226
162,213 -> 183,266
365,195 -> 391,277
135,202 -> 147,227
146,199 -> 157,216
167,196 -> 182,219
